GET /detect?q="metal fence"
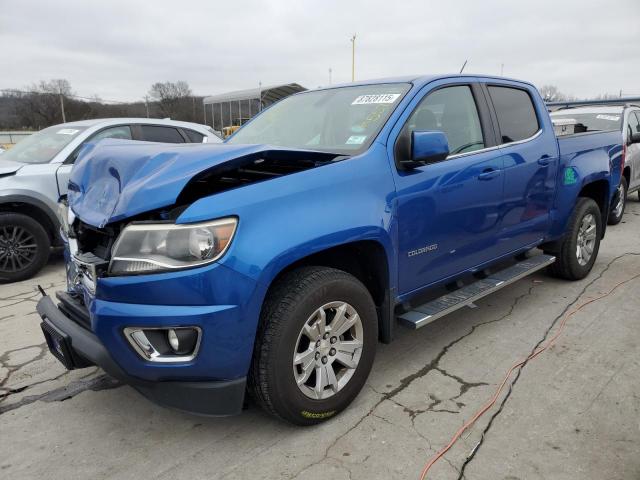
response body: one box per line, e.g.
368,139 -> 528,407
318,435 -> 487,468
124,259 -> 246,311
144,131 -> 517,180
0,131 -> 33,145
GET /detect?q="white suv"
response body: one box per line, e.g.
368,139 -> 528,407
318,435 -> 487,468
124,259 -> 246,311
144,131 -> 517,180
0,118 -> 221,282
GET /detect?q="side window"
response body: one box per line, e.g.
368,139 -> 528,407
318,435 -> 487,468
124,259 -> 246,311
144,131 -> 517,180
488,86 -> 539,143
405,85 -> 485,156
631,112 -> 640,137
183,129 -> 204,143
67,125 -> 132,164
140,125 -> 185,143
89,125 -> 132,142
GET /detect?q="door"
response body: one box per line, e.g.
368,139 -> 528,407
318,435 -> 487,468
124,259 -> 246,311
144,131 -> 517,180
627,111 -> 640,190
485,85 -> 558,253
56,125 -> 133,197
393,83 -> 505,294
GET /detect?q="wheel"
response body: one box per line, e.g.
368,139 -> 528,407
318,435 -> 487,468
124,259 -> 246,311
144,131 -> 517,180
249,266 -> 377,425
547,198 -> 601,280
607,177 -> 627,225
0,213 -> 51,283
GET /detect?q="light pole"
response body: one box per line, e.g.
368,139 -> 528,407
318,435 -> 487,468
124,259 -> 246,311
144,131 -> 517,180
500,63 -> 504,76
329,68 -> 332,85
350,34 -> 356,82
59,88 -> 66,123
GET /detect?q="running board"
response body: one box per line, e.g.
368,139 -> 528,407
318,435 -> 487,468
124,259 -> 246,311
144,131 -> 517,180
398,254 -> 556,329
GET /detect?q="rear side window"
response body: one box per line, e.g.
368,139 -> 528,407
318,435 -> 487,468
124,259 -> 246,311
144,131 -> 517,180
488,86 -> 539,143
184,129 -> 204,143
140,125 -> 185,143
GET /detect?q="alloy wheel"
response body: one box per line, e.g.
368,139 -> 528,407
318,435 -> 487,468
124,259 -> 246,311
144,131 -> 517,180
576,213 -> 597,266
0,225 -> 38,272
292,301 -> 364,400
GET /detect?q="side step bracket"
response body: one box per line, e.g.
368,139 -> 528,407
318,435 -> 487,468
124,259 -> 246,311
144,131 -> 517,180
397,254 -> 555,329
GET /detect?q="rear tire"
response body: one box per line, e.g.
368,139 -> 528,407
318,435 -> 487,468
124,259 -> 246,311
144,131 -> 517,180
0,213 -> 50,283
249,266 -> 377,425
546,198 -> 601,280
607,177 -> 627,225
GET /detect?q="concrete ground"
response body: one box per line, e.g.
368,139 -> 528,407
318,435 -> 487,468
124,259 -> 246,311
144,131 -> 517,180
1,198 -> 640,480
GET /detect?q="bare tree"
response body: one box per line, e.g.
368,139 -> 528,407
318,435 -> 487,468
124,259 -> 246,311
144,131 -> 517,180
538,84 -> 570,102
148,81 -> 193,119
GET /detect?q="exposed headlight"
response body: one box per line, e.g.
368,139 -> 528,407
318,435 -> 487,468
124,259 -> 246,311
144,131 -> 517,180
57,200 -> 70,238
109,217 -> 237,275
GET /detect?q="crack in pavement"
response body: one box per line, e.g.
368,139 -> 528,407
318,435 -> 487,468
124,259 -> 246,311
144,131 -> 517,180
289,279 -> 540,479
0,342 -> 48,389
456,252 -> 640,479
0,374 -> 121,414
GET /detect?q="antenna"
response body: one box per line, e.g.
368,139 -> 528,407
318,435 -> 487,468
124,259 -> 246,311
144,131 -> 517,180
459,60 -> 468,74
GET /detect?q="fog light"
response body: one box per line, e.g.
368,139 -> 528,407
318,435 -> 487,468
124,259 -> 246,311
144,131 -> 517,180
124,326 -> 201,362
168,329 -> 180,351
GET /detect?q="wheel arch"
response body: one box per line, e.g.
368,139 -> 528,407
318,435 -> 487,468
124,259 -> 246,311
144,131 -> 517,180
0,195 -> 60,245
260,239 -> 396,344
623,166 -> 631,187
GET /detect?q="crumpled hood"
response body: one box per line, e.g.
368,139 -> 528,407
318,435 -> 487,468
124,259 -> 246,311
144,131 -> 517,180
68,140 -> 326,227
0,158 -> 24,175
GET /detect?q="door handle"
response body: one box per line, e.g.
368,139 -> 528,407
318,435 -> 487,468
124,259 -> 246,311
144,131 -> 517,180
478,168 -> 500,181
538,156 -> 551,167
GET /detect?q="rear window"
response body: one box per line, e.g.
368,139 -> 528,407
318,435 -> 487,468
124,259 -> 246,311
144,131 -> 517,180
184,129 -> 204,143
488,86 -> 540,143
140,125 -> 184,143
551,111 -> 622,133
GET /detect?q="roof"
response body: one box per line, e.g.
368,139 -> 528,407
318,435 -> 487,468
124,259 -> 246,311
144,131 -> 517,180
52,118 -> 215,131
203,83 -> 306,105
550,106 -> 624,115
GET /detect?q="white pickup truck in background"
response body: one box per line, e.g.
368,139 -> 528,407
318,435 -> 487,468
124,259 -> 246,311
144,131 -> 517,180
550,103 -> 640,225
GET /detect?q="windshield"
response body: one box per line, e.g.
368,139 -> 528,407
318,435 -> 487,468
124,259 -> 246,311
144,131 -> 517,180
1,125 -> 88,164
550,111 -> 622,132
227,83 -> 411,154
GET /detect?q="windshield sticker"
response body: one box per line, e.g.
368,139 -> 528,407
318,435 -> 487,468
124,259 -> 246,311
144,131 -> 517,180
352,93 -> 401,105
596,114 -> 620,121
57,128 -> 80,135
346,135 -> 367,145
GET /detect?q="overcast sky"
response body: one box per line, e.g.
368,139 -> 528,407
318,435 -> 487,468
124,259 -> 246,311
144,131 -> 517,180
3,0 -> 639,102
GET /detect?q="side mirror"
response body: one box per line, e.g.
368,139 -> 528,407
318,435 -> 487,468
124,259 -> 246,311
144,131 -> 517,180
630,132 -> 640,144
400,131 -> 449,169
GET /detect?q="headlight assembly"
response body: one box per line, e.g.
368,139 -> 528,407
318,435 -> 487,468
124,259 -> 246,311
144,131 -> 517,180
109,217 -> 237,275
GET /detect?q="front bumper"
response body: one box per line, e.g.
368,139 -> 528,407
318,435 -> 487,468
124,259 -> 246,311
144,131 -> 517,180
36,294 -> 246,416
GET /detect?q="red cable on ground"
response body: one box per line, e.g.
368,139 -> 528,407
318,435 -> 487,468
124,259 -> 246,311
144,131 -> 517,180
419,271 -> 640,480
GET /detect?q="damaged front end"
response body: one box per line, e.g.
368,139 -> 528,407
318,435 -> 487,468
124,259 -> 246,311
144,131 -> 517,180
62,140 -> 342,302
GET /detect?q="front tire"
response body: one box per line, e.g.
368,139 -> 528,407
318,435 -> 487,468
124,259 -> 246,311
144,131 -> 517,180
547,197 -> 601,280
608,177 -> 627,225
0,213 -> 50,283
249,266 -> 377,425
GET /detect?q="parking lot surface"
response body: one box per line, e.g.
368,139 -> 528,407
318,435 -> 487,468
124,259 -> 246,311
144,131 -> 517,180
1,199 -> 639,480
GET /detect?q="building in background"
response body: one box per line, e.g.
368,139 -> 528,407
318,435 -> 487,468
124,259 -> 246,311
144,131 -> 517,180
203,83 -> 305,137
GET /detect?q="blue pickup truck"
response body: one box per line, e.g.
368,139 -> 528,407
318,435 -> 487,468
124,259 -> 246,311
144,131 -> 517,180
37,75 -> 623,425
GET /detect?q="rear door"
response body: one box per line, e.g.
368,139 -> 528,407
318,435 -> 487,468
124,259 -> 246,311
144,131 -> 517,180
626,111 -> 640,190
56,125 -> 133,197
485,84 -> 559,253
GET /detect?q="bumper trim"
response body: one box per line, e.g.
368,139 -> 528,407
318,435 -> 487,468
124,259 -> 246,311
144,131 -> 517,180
36,295 -> 246,416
